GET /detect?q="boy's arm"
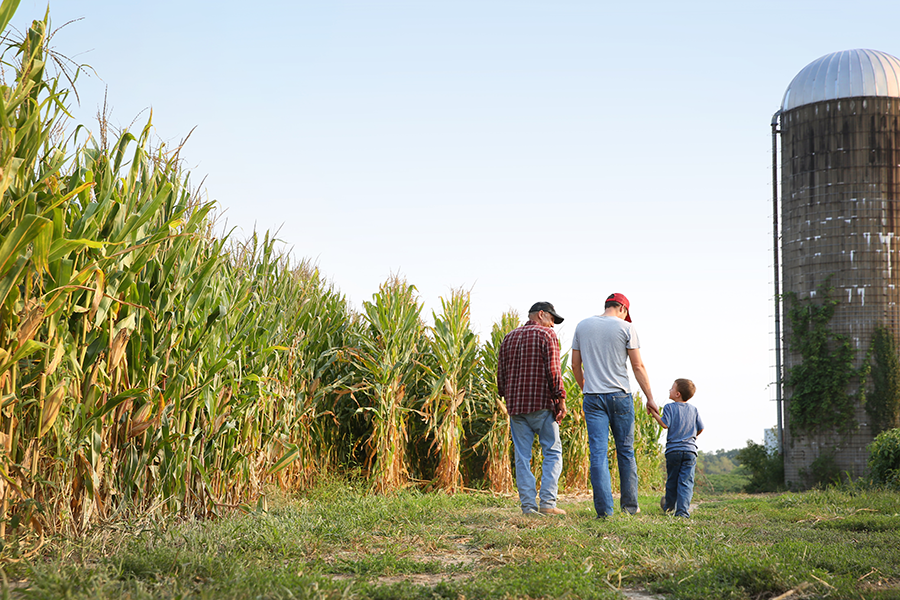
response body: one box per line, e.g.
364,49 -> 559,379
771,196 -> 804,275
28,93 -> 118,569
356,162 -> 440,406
650,409 -> 667,429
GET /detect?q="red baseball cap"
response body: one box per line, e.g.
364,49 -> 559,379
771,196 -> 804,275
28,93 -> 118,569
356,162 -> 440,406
606,293 -> 631,322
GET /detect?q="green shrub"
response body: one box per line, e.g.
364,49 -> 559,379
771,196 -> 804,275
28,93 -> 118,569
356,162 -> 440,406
866,326 -> 900,435
736,440 -> 785,493
804,450 -> 842,487
867,428 -> 900,488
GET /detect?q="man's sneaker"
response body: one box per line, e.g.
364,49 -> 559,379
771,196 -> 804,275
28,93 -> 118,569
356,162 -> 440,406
522,509 -> 545,517
538,507 -> 567,516
623,506 -> 641,515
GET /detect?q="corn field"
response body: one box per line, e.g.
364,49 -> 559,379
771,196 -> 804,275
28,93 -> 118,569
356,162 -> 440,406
0,6 -> 663,545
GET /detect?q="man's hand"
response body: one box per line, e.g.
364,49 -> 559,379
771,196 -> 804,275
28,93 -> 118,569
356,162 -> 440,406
645,398 -> 659,416
554,400 -> 568,423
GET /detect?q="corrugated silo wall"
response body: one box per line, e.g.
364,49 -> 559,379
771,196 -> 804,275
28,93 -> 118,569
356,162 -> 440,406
780,96 -> 900,487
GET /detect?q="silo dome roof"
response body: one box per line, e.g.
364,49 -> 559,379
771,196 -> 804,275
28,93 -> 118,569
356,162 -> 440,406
781,49 -> 900,111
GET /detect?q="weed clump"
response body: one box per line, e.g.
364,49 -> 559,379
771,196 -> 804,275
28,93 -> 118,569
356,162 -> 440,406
868,428 -> 900,488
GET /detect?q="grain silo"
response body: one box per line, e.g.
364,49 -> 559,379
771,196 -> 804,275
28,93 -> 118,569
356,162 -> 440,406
774,49 -> 900,487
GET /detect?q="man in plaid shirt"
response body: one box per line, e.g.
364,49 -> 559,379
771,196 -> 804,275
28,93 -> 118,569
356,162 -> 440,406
497,301 -> 568,516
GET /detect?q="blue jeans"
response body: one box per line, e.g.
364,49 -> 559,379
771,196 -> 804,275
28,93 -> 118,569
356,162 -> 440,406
583,392 -> 638,516
509,409 -> 562,513
664,451 -> 696,518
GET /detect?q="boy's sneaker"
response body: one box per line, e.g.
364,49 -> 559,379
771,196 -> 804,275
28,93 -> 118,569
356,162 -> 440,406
660,497 -> 670,513
539,507 -> 567,516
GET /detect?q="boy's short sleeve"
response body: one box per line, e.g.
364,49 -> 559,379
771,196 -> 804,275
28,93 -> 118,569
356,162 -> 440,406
663,402 -> 702,453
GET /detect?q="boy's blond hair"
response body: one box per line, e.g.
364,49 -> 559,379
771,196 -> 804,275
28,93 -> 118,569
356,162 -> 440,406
674,378 -> 696,401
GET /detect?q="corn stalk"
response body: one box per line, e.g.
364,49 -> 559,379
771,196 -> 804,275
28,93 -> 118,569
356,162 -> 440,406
423,289 -> 478,493
471,311 -> 518,493
560,354 -> 589,491
346,276 -> 425,494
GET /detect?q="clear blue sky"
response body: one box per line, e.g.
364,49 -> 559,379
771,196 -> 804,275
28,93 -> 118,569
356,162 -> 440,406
8,0 -> 900,452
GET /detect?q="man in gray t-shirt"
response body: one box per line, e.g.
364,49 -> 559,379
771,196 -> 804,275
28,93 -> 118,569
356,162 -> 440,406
571,293 -> 658,517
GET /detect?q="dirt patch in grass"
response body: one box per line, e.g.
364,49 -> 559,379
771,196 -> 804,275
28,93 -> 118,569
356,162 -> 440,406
559,490 -> 594,503
859,574 -> 900,594
331,571 -> 474,586
372,572 -> 473,586
621,589 -> 668,600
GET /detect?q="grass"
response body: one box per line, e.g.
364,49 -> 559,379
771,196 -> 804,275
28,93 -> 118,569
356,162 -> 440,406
695,471 -> 751,494
2,482 -> 898,600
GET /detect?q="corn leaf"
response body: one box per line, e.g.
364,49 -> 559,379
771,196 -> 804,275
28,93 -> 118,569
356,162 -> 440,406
0,0 -> 22,38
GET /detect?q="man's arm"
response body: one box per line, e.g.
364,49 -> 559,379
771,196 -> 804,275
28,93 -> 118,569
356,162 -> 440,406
496,342 -> 507,399
627,348 -> 658,415
545,334 -> 567,423
572,349 -> 584,390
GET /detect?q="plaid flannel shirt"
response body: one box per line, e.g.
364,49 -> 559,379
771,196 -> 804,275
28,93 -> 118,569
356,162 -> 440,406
497,320 -> 566,415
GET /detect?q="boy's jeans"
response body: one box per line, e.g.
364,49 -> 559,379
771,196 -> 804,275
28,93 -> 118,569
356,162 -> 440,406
583,392 -> 639,516
509,409 -> 562,513
664,451 -> 697,517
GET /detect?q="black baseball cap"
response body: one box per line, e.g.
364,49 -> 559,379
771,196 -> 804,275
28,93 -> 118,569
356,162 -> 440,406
529,301 -> 564,324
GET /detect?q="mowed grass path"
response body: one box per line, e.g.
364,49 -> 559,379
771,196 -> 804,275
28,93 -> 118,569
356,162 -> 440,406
7,483 -> 900,599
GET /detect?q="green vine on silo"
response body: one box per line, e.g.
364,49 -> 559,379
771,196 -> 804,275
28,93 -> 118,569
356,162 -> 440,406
866,325 -> 900,435
784,280 -> 859,434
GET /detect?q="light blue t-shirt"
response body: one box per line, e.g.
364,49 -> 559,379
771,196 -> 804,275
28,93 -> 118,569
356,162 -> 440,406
571,315 -> 640,394
661,402 -> 704,454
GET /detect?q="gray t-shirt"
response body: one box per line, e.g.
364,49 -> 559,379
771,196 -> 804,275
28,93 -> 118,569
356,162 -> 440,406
571,315 -> 640,394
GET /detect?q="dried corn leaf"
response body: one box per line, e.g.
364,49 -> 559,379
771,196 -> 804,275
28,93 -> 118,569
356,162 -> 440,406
39,379 -> 67,437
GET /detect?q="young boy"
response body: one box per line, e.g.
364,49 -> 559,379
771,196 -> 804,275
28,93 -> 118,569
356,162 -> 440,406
650,379 -> 704,518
